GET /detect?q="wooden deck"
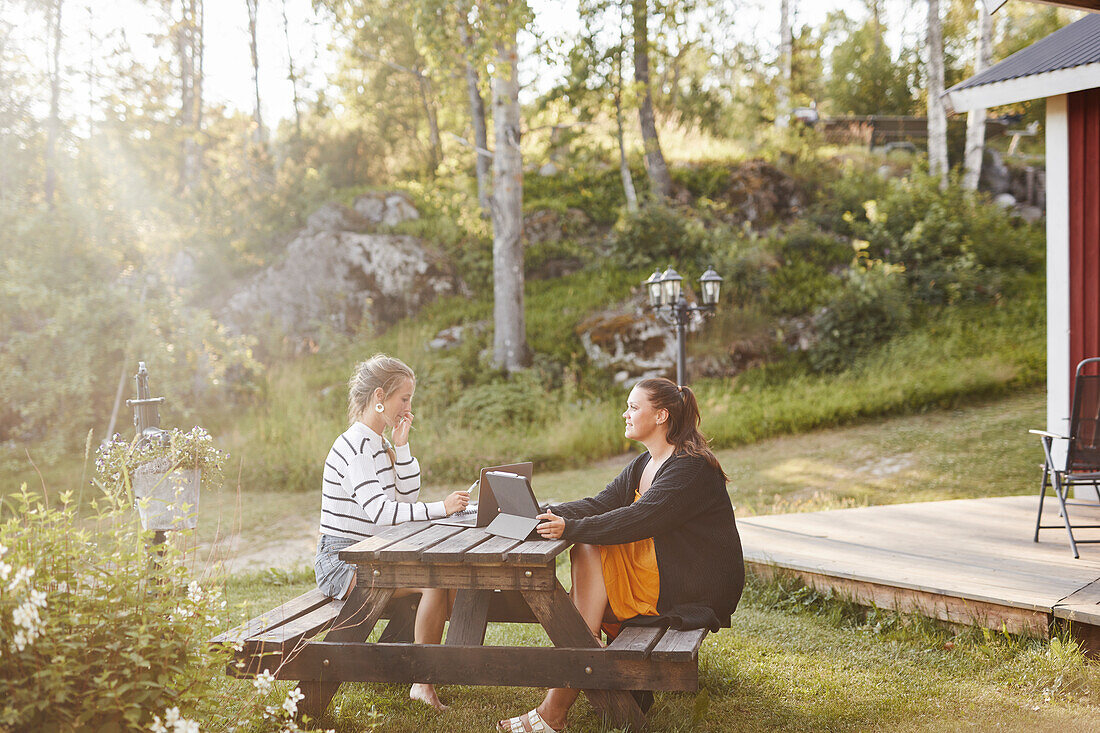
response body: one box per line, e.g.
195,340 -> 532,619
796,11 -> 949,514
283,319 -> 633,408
738,496 -> 1100,651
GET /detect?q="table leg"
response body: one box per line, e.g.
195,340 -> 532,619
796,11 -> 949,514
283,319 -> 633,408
521,581 -> 646,732
445,589 -> 492,646
298,585 -> 395,721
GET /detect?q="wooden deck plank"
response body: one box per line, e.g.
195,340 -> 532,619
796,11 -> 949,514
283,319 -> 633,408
738,496 -> 1100,642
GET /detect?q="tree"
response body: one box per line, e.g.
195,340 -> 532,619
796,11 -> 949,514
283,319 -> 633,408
487,0 -> 528,372
776,0 -> 792,128
962,0 -> 991,191
171,0 -> 204,194
456,3 -> 491,214
632,0 -> 671,201
246,0 -> 265,145
44,0 -> 64,208
823,9 -> 916,116
926,0 -> 948,187
280,0 -> 302,138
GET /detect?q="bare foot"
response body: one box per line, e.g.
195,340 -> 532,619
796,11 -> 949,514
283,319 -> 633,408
536,703 -> 567,732
409,683 -> 448,711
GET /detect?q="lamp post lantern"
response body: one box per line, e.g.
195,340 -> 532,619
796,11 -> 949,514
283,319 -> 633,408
643,265 -> 723,385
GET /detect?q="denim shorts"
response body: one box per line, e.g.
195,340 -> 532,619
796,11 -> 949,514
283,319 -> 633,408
315,534 -> 358,598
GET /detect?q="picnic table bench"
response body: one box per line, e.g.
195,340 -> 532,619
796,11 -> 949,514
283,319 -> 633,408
209,522 -> 710,729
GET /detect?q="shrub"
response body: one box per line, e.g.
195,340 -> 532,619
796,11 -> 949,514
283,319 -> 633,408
765,259 -> 842,317
808,259 -> 912,373
446,371 -> 552,430
609,203 -> 711,269
0,485 -> 224,730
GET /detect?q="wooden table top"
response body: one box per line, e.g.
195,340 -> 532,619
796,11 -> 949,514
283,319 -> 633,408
339,521 -> 569,567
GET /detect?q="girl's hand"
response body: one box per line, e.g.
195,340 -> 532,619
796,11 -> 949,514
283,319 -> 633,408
392,411 -> 414,447
443,490 -> 471,515
536,509 -> 564,540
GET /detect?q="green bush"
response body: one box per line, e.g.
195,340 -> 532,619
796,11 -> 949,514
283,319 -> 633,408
446,372 -> 551,430
610,203 -> 711,269
0,485 -> 224,730
808,260 -> 912,373
765,259 -> 842,316
841,172 -> 1044,304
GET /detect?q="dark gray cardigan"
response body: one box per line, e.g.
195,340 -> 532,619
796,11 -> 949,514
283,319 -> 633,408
552,451 -> 744,631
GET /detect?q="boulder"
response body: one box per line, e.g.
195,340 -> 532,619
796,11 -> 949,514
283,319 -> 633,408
577,298 -> 704,383
352,191 -> 420,227
223,214 -> 456,343
993,192 -> 1017,208
304,202 -> 370,235
980,150 -> 1011,195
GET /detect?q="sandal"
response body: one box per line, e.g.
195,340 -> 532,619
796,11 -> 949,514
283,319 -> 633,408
496,708 -> 562,733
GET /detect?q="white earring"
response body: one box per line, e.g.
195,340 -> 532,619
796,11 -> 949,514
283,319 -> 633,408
375,403 -> 384,413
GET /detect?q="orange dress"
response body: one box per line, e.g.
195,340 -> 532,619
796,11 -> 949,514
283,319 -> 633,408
599,489 -> 660,638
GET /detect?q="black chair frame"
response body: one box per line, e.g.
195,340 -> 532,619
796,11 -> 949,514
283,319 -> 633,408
1033,357 -> 1100,558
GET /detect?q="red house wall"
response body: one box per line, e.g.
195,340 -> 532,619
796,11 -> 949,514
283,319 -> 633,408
1068,88 -> 1100,384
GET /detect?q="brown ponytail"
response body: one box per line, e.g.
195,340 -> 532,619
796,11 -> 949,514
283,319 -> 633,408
636,377 -> 728,481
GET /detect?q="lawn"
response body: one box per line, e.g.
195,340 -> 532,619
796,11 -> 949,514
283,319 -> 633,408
194,388 -> 1100,732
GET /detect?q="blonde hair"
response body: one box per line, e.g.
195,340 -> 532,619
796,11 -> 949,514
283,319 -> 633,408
347,354 -> 415,425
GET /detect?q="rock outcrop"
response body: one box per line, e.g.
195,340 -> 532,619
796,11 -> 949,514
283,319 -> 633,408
223,199 -> 455,344
577,297 -> 704,384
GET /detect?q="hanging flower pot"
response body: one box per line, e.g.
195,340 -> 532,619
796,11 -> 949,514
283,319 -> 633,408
96,427 -> 226,533
133,464 -> 201,531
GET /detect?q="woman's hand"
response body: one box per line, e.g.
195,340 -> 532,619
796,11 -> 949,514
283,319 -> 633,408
536,509 -> 564,540
392,411 -> 414,447
443,489 -> 471,515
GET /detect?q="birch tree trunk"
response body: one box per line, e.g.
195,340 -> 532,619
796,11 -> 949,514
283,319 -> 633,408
458,13 -> 490,214
962,0 -> 992,191
417,72 -> 443,174
281,0 -> 302,138
614,35 -> 638,213
246,0 -> 265,145
177,0 -> 203,194
632,0 -> 672,201
491,31 -> 527,372
776,0 -> 792,129
44,0 -> 63,209
926,0 -> 948,187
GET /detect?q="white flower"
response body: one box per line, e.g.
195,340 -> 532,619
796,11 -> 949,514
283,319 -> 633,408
164,708 -> 180,727
7,566 -> 34,591
282,686 -> 304,717
253,669 -> 276,695
174,719 -> 199,733
187,581 -> 204,604
0,542 -> 7,556
150,714 -> 168,733
28,589 -> 47,609
0,561 -> 10,582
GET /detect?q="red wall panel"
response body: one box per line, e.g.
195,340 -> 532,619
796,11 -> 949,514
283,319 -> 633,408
1068,88 -> 1100,390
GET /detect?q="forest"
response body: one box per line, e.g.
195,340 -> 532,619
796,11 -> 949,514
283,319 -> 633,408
3,1 -> 1094,731
0,0 -> 1066,489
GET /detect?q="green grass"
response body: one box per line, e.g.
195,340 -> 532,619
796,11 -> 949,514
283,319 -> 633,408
198,526 -> 1100,733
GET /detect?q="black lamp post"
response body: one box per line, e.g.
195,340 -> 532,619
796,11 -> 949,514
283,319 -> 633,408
644,266 -> 723,385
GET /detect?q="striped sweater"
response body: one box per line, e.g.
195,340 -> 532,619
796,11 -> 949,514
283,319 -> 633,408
317,421 -> 445,541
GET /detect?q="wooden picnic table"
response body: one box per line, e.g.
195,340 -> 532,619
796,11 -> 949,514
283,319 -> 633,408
216,521 -> 709,730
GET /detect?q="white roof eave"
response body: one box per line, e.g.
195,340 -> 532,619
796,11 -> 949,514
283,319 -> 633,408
945,62 -> 1100,113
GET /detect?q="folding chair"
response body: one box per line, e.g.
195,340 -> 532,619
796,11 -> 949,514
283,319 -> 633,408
1032,357 -> 1100,558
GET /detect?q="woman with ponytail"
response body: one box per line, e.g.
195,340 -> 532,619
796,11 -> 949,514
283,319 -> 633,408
497,377 -> 743,733
314,354 -> 470,710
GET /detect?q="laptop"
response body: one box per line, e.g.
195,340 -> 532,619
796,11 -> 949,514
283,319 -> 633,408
433,461 -> 533,528
483,470 -> 543,541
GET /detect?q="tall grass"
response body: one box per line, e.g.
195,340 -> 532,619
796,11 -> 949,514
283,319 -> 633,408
221,278 -> 1043,492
